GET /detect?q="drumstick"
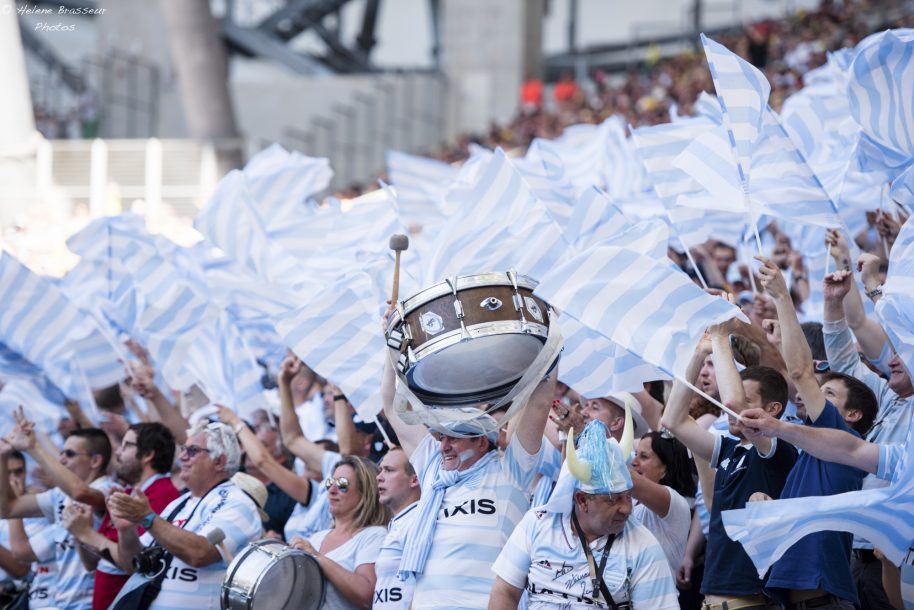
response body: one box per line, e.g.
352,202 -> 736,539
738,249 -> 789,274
389,234 -> 409,303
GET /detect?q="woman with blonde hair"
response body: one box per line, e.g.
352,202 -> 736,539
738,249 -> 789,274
290,455 -> 391,609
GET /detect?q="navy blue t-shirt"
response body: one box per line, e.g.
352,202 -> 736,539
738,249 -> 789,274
765,401 -> 866,603
702,435 -> 797,596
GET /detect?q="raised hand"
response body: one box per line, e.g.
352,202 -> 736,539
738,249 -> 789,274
278,353 -> 302,387
823,269 -> 853,302
755,256 -> 789,300
107,488 -> 152,524
7,407 -> 37,452
127,362 -> 158,399
856,253 -> 882,288
824,228 -> 851,271
761,318 -> 782,348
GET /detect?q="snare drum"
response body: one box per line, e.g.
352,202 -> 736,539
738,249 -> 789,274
222,539 -> 324,610
386,271 -> 552,405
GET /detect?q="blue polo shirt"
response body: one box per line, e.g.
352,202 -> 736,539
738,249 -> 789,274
765,401 -> 866,604
702,435 -> 797,596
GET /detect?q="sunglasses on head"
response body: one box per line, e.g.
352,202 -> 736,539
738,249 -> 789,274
323,476 -> 350,493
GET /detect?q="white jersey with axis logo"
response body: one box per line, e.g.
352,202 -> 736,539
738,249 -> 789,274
409,435 -> 540,609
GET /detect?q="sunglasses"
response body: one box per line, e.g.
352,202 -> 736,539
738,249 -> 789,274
179,445 -> 211,459
59,449 -> 92,459
813,360 -> 830,373
323,476 -> 350,493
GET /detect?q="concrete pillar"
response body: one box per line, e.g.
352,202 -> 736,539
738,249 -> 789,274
0,0 -> 40,227
439,0 -> 543,140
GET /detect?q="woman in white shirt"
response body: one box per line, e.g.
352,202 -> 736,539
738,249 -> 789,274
290,455 -> 391,609
630,431 -> 696,573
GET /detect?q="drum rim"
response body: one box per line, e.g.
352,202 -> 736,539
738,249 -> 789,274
396,272 -> 540,320
222,539 -> 324,609
411,320 -> 548,362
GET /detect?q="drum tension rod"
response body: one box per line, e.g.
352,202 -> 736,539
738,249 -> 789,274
507,270 -> 529,330
446,276 -> 472,340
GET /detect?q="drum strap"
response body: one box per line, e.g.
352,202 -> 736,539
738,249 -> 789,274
389,314 -> 564,434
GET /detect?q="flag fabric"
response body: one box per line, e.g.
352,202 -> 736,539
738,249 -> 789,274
701,33 -> 772,187
273,269 -> 387,418
722,445 -> 914,573
534,243 -> 747,379
423,148 -> 568,285
516,139 -> 578,230
875,214 -> 914,377
386,149 -> 459,232
0,253 -> 123,405
847,29 -> 914,162
561,187 -> 630,251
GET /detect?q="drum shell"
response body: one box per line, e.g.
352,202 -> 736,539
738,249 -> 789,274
222,539 -> 323,610
387,272 -> 551,404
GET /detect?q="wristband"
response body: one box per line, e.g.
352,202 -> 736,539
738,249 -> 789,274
793,274 -> 807,282
233,422 -> 247,435
140,512 -> 157,530
865,285 -> 883,299
333,394 -> 346,402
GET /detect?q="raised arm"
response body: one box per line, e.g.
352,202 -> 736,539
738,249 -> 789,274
7,409 -> 106,511
129,363 -> 188,444
218,407 -> 313,505
740,407 -> 878,473
659,344 -> 716,463
278,355 -> 327,472
512,371 -> 557,456
380,354 -> 427,457
757,256 -> 825,422
0,431 -> 50,519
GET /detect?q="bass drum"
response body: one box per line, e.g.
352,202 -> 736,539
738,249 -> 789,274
385,271 -> 552,405
222,539 -> 324,610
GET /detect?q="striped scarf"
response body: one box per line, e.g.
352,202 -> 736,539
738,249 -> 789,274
397,449 -> 499,579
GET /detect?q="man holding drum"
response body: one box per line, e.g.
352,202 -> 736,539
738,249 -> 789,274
382,358 -> 556,610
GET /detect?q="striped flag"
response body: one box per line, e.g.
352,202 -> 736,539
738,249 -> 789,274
561,187 -> 631,251
876,214 -> 914,377
847,29 -> 914,162
386,149 -> 459,232
0,253 -> 123,410
516,139 -> 578,230
0,379 -> 67,437
691,91 -> 723,123
423,148 -> 568,285
701,33 -> 771,187
273,269 -> 386,418
534,243 -> 748,379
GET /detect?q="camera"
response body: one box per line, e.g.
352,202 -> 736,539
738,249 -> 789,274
133,545 -> 168,577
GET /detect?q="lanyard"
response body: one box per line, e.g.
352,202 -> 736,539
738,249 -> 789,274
571,509 -> 617,609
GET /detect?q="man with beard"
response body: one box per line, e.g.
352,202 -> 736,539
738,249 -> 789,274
62,423 -> 180,609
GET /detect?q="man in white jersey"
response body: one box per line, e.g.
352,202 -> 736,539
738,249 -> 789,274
374,447 -> 421,609
0,414 -> 113,610
383,357 -> 555,610
0,452 -> 30,604
107,421 -> 262,610
490,420 -> 679,610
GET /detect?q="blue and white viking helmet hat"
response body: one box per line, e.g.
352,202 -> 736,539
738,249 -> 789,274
566,419 -> 633,494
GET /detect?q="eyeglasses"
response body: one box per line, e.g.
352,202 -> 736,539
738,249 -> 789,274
179,445 -> 211,459
59,449 -> 91,459
813,360 -> 830,373
323,476 -> 350,493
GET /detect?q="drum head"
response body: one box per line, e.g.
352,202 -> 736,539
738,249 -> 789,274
408,333 -> 544,400
251,552 -> 323,610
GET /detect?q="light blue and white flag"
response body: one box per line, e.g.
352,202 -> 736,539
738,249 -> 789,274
516,139 -> 579,230
273,269 -> 387,418
386,149 -> 459,233
702,34 -> 771,182
561,187 -> 630,251
423,148 -> 568,285
0,253 -> 123,406
875,214 -> 914,377
534,244 -> 748,378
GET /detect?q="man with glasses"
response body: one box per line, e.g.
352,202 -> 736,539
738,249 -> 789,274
490,420 -> 678,609
0,409 -> 113,610
60,423 -> 180,610
106,420 -> 262,610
